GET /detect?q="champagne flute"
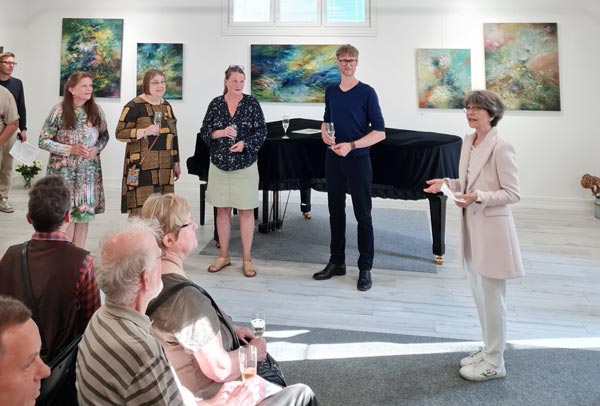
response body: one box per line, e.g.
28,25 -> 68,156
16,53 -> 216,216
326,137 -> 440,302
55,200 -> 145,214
282,116 -> 290,139
251,308 -> 266,338
239,345 -> 257,382
326,122 -> 335,141
153,111 -> 162,135
230,123 -> 238,148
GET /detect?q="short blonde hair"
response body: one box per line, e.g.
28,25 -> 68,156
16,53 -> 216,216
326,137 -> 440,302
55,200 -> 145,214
336,44 -> 359,59
140,193 -> 190,247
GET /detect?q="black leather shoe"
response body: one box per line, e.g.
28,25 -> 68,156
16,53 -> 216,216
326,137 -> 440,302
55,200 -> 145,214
357,270 -> 372,291
313,263 -> 346,280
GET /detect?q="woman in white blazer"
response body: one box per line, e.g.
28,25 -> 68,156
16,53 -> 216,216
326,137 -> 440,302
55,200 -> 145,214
424,90 -> 524,382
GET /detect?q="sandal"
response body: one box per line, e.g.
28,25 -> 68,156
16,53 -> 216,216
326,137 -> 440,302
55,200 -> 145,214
208,257 -> 231,273
242,260 -> 256,278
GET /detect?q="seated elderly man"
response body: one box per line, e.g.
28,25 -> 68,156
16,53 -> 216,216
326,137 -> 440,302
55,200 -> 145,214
0,295 -> 51,406
76,219 -> 265,406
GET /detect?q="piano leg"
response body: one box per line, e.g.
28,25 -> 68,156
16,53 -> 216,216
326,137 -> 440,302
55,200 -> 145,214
300,187 -> 312,219
427,194 -> 447,265
258,190 -> 283,233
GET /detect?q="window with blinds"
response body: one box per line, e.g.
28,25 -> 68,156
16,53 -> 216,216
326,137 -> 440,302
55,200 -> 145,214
224,0 -> 375,35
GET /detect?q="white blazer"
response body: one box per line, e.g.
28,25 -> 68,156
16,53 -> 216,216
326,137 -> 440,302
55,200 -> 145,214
448,127 -> 525,280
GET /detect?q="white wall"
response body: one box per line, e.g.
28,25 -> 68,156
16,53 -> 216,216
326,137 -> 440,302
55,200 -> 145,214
2,0 -> 599,203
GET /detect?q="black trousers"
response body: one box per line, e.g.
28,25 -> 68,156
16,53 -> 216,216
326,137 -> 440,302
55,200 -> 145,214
326,152 -> 374,271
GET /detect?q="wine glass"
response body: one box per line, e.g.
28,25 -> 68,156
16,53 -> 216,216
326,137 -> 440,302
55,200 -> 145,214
251,308 -> 266,338
282,116 -> 290,139
238,345 -> 257,382
326,122 -> 335,141
153,111 -> 162,135
230,123 -> 238,147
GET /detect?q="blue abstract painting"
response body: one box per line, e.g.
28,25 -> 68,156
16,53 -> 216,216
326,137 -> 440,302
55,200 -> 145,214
251,44 -> 340,103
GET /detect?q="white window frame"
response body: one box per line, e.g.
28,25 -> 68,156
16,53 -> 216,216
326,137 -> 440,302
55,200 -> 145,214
222,0 -> 377,36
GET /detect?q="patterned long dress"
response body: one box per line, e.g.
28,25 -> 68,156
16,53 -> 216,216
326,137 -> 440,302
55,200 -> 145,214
39,103 -> 108,223
116,97 -> 179,214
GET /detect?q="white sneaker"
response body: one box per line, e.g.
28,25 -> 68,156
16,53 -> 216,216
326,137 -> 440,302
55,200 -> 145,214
0,198 -> 14,213
460,359 -> 506,381
460,348 -> 484,367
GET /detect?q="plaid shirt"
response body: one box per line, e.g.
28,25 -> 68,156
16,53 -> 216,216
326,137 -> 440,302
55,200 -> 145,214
32,231 -> 101,325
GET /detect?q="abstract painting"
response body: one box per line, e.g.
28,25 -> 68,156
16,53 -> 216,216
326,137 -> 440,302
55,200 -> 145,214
251,45 -> 340,103
60,18 -> 123,98
484,23 -> 560,111
416,49 -> 471,109
137,43 -> 183,99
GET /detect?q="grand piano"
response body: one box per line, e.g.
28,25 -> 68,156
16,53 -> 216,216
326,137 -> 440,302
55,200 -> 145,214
187,118 -> 461,264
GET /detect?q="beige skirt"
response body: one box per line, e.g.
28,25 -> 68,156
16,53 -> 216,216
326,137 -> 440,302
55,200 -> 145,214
206,162 -> 259,209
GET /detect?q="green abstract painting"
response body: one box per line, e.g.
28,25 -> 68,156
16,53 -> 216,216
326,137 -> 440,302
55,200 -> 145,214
137,43 -> 183,100
417,49 -> 471,109
60,18 -> 123,98
251,44 -> 340,103
484,23 -> 561,111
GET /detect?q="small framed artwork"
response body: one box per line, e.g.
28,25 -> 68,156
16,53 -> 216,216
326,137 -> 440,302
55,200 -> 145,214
417,49 -> 471,109
137,43 -> 183,100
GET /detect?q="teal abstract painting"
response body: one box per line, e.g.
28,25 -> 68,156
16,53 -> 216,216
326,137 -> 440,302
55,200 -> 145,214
417,49 -> 471,109
136,43 -> 183,100
251,44 -> 340,103
60,18 -> 123,98
484,23 -> 561,111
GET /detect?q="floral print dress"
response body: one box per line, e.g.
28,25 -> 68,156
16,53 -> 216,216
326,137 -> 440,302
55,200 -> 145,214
39,103 -> 109,222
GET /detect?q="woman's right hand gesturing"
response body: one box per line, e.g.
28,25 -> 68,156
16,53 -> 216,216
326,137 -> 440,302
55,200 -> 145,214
423,179 -> 446,194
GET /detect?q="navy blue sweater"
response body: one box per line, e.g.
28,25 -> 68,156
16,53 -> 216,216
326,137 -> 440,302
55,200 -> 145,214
0,77 -> 26,131
323,82 -> 384,156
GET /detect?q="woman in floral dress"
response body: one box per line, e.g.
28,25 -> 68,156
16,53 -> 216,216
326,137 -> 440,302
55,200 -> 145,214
39,72 -> 108,248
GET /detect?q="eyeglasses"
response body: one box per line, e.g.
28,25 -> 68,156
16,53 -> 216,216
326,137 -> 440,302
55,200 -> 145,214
0,61 -> 17,66
338,59 -> 358,66
150,80 -> 166,86
463,106 -> 485,113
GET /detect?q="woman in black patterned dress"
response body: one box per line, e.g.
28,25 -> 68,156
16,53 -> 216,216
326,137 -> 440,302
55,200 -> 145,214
116,69 -> 180,215
199,65 -> 267,277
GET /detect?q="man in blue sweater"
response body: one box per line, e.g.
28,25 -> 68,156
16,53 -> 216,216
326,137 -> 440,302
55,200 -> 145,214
313,44 -> 386,291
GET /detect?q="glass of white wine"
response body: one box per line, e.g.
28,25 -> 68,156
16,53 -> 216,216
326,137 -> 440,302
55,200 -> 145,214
282,116 -> 290,139
326,122 -> 335,141
239,345 -> 257,382
153,111 -> 162,134
251,308 -> 266,338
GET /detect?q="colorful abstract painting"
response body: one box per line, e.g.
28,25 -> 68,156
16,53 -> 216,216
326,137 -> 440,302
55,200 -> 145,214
60,18 -> 123,98
136,43 -> 183,100
251,45 -> 340,103
417,49 -> 471,109
484,23 -> 560,111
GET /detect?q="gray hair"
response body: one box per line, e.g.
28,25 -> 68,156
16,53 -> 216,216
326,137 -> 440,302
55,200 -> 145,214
463,90 -> 505,127
96,218 -> 161,306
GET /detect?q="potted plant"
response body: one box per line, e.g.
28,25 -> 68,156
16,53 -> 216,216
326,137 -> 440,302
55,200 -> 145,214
580,173 -> 600,219
15,160 -> 42,188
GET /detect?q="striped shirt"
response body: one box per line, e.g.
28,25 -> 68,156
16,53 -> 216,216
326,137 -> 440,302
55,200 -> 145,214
76,303 -> 184,405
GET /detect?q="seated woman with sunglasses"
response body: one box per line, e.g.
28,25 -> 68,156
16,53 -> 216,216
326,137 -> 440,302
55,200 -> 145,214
141,193 -> 319,406
198,65 -> 267,277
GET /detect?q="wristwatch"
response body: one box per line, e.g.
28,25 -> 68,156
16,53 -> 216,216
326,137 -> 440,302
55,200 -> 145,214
350,141 -> 356,150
